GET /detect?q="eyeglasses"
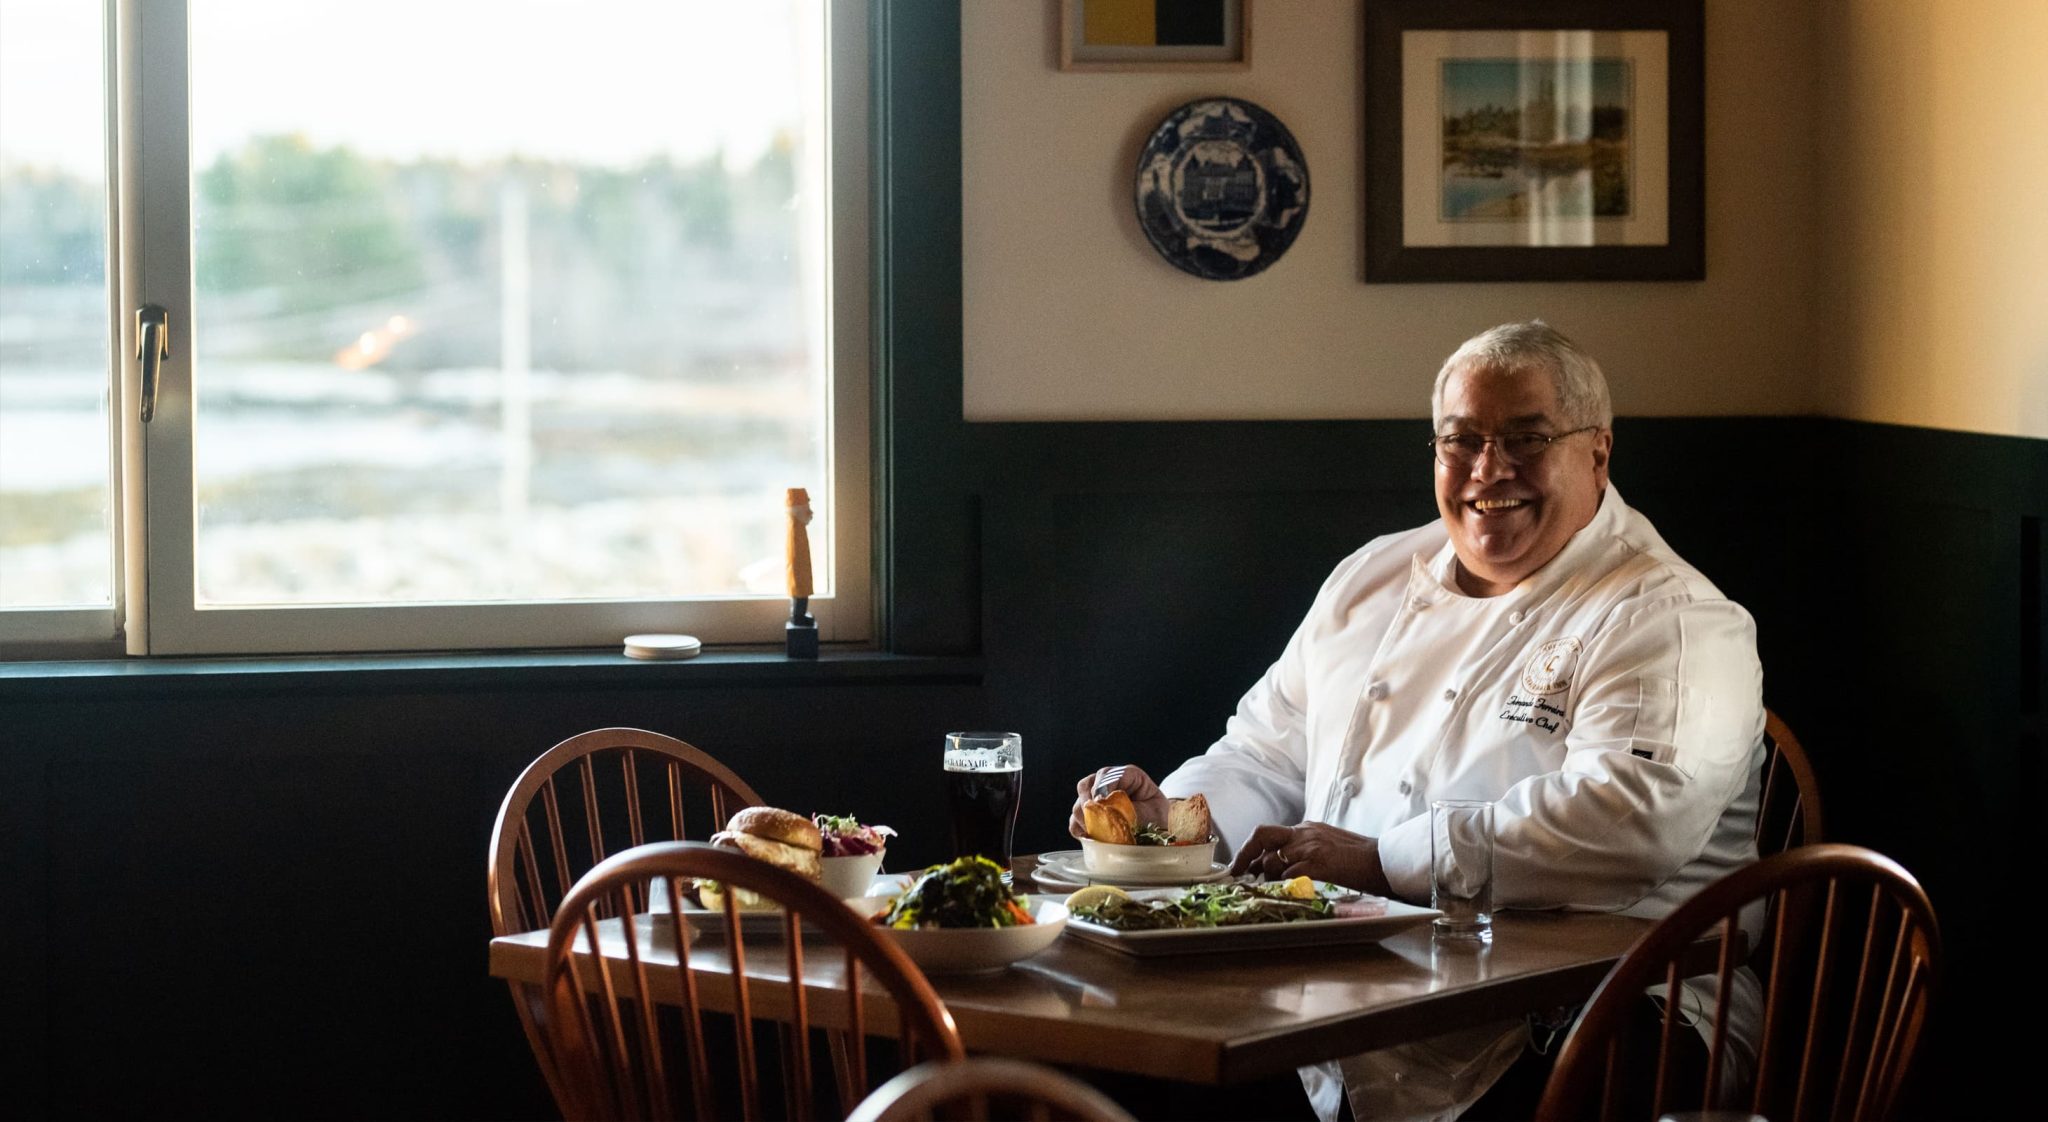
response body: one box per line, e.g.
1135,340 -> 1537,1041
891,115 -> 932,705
1428,426 -> 1600,469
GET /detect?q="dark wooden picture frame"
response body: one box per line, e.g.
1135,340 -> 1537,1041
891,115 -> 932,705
1364,0 -> 1704,282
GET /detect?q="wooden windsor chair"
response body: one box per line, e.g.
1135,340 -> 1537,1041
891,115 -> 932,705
1757,709 -> 1825,859
489,727 -> 767,1111
847,1059 -> 1135,1122
1535,844 -> 1941,1122
541,841 -> 964,1121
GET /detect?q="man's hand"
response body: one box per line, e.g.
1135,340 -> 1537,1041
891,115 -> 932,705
1228,820 -> 1392,895
1069,764 -> 1171,839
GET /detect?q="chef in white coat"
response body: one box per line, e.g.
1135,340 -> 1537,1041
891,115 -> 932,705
1071,321 -> 1764,1122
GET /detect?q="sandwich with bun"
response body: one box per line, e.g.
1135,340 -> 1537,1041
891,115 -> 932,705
700,806 -> 824,910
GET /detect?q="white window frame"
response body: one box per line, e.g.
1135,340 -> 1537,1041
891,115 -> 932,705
3,0 -> 870,657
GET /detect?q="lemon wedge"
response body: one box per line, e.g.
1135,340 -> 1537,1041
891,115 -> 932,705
1279,875 -> 1318,900
1063,884 -> 1132,911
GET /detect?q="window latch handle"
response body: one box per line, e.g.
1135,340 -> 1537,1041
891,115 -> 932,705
136,304 -> 168,423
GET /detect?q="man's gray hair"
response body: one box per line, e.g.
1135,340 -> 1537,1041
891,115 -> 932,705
1431,320 -> 1613,431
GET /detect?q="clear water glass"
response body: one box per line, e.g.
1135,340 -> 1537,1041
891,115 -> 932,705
1431,799 -> 1494,942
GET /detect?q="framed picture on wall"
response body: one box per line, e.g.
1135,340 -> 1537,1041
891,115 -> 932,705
1364,0 -> 1704,282
1059,0 -> 1251,72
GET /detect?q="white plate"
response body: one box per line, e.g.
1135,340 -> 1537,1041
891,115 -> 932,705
646,874 -> 895,932
1029,849 -> 1233,890
1062,887 -> 1440,957
852,896 -> 1069,974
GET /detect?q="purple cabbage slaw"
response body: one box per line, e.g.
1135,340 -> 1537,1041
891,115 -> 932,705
813,813 -> 895,857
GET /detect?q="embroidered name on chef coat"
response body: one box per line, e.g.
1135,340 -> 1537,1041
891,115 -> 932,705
1498,691 -> 1568,732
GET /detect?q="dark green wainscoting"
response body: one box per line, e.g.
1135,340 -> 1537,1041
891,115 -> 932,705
4,419 -> 2038,1119
1,660 -> 990,1120
962,418 -> 2044,1122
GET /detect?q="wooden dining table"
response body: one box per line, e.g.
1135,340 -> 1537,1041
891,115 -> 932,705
489,855 -> 1712,1085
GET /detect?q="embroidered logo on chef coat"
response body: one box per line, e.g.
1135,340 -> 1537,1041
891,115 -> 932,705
1521,636 -> 1582,696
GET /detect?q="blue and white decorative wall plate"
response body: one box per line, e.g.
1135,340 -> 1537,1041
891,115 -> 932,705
1134,97 -> 1310,281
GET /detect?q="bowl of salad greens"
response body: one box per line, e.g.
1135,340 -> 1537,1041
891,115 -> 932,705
860,856 -> 1067,973
813,813 -> 895,899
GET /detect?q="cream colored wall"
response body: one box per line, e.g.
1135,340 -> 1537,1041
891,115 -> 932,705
961,1 -> 1820,421
1815,0 -> 2048,439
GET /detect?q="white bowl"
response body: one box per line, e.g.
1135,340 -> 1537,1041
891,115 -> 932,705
861,898 -> 1069,974
818,850 -> 886,899
1079,836 -> 1218,879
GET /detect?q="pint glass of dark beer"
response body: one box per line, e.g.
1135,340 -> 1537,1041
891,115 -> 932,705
943,731 -> 1023,873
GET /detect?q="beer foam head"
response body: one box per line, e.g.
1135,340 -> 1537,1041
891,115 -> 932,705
943,734 -> 1021,771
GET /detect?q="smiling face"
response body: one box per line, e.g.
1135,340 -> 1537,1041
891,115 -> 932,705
1433,362 -> 1611,597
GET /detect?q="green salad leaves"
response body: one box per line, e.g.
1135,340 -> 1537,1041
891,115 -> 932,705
1133,823 -> 1177,846
1070,882 -> 1334,930
874,856 -> 1035,930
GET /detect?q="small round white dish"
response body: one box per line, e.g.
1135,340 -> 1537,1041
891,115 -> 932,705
622,633 -> 701,660
818,850 -> 886,900
857,897 -> 1069,974
1079,836 -> 1220,879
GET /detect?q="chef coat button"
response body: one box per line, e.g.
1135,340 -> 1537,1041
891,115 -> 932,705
1397,779 -> 1413,796
1509,610 -> 1525,625
1443,688 -> 1458,702
1367,681 -> 1390,701
1411,598 -> 1431,611
1340,778 -> 1360,798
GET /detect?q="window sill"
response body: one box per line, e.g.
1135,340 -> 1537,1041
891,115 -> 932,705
0,646 -> 981,701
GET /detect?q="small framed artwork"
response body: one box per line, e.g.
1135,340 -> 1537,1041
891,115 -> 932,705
1060,0 -> 1251,72
1364,0 -> 1704,282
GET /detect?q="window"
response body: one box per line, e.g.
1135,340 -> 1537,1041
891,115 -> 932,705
0,0 -> 868,655
0,0 -> 118,645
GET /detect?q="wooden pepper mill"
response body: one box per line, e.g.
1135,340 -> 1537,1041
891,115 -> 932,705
785,487 -> 819,659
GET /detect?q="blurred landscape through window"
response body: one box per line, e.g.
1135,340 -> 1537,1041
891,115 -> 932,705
0,0 -> 112,610
183,0 -> 835,605
2,0 -> 840,620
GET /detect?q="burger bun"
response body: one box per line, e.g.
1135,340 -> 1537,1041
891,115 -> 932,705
709,806 -> 823,883
723,807 -> 823,853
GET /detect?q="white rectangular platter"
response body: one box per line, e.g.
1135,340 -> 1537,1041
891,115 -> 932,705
1063,892 -> 1441,957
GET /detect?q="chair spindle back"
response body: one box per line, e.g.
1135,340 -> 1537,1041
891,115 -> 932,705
1755,709 -> 1825,859
490,728 -> 766,1113
1537,844 -> 1941,1122
543,841 -> 963,1121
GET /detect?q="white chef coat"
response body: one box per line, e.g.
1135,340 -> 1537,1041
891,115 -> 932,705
1160,486 -> 1765,1122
